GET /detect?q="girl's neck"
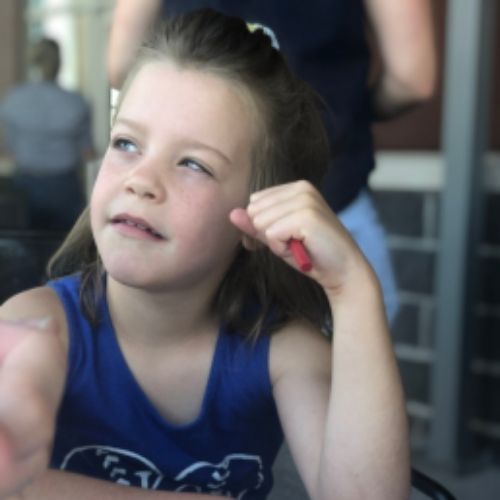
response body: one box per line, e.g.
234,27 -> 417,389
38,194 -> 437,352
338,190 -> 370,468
106,276 -> 219,347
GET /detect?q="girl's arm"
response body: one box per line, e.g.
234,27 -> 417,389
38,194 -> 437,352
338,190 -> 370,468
272,270 -> 409,500
231,181 -> 410,500
107,0 -> 162,89
20,469 -> 227,500
0,288 -> 68,498
364,0 -> 437,119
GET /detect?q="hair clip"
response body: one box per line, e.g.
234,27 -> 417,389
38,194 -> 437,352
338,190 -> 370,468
246,22 -> 280,50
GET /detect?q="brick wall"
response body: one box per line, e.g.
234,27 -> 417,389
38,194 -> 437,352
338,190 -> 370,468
373,187 -> 500,458
472,192 -> 500,456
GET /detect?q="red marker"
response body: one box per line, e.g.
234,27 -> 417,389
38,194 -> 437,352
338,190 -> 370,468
288,239 -> 312,272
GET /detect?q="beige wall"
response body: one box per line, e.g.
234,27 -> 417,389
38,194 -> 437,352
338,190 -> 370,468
0,0 -> 25,159
0,0 -> 25,98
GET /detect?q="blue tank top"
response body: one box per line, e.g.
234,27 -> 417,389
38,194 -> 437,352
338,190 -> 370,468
48,275 -> 283,498
162,1 -> 374,212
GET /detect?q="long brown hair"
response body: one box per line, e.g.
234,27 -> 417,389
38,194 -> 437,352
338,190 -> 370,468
48,8 -> 332,339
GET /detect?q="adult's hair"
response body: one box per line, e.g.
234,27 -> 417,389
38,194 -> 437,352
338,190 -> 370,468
30,38 -> 60,81
48,8 -> 332,339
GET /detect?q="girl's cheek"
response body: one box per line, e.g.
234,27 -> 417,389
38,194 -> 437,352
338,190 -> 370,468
99,147 -> 131,173
89,169 -> 114,212
94,160 -> 120,190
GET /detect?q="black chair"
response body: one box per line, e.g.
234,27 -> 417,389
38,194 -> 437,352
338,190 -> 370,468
411,467 -> 457,499
0,230 -> 65,303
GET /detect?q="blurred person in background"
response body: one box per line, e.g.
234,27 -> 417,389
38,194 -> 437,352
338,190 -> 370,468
107,0 -> 436,324
0,38 -> 95,231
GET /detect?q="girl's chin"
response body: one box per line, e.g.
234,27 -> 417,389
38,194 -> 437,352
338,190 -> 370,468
104,261 -> 166,289
105,262 -> 196,293
107,272 -> 160,291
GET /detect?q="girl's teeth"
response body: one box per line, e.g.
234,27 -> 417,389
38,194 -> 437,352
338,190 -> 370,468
125,220 -> 147,230
121,219 -> 160,237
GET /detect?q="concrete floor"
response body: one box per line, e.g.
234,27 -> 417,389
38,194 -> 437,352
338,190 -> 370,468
269,445 -> 500,500
411,456 -> 500,500
269,445 -> 308,500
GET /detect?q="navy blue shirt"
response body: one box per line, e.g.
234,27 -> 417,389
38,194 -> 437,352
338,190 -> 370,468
162,1 -> 374,211
0,81 -> 93,174
49,275 -> 283,498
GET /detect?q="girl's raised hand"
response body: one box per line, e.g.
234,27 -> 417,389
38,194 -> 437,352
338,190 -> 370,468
230,181 -> 373,298
0,319 -> 62,498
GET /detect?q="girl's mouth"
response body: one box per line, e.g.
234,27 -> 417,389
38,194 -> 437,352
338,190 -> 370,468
111,213 -> 165,240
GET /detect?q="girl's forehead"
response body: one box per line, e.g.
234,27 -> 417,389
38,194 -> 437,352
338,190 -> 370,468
121,62 -> 259,137
125,61 -> 257,116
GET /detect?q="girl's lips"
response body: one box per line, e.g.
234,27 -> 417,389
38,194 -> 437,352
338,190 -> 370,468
111,213 -> 165,240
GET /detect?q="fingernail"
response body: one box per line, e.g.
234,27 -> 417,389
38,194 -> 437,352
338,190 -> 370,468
15,317 -> 53,330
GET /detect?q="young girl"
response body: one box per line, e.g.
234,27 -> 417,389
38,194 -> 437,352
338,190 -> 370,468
0,9 -> 409,500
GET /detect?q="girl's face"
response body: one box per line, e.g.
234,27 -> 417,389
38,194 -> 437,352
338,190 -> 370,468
91,61 -> 255,292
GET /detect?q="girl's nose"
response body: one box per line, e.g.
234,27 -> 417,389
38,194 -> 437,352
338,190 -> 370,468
124,161 -> 165,201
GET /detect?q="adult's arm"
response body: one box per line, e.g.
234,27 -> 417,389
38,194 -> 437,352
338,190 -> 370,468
20,469 -> 227,500
0,290 -> 225,500
0,289 -> 68,498
107,0 -> 162,89
364,0 -> 437,119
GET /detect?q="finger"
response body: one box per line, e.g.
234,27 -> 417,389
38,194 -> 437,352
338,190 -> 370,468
248,183 -> 305,213
229,207 -> 258,239
250,199 -> 308,236
248,186 -> 324,229
248,193 -> 318,250
232,205 -> 316,273
233,202 -> 305,249
249,180 -> 311,203
249,195 -> 326,247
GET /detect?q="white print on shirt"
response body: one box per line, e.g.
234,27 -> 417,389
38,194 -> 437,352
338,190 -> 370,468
60,445 -> 265,497
174,453 -> 264,499
60,445 -> 163,489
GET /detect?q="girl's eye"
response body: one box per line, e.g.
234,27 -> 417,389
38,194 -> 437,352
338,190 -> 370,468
112,137 -> 139,153
179,158 -> 212,176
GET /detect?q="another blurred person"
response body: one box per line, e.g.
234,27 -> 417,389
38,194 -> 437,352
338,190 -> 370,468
0,38 -> 95,231
106,0 -> 436,325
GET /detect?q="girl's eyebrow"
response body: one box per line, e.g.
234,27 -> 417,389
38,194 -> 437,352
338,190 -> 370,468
179,138 -> 232,166
115,116 -> 233,166
114,117 -> 148,135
